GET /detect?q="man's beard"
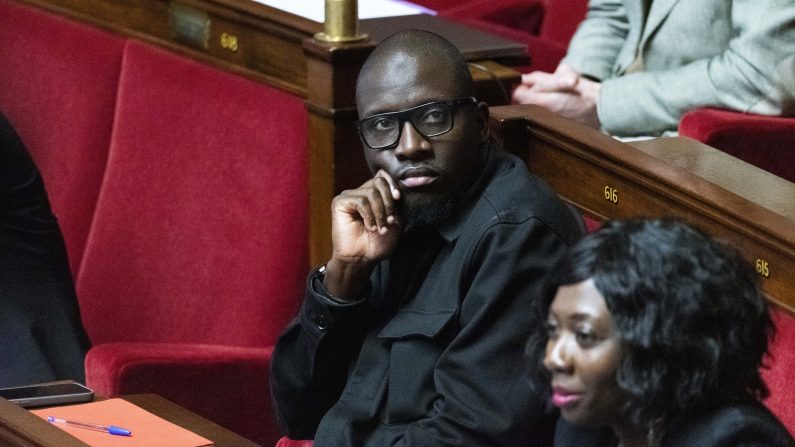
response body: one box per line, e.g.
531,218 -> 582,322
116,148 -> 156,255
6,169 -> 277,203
399,192 -> 459,228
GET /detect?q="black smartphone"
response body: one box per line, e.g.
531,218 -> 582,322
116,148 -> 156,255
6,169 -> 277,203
0,380 -> 94,408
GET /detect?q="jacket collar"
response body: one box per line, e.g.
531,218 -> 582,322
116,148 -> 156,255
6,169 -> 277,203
641,0 -> 681,45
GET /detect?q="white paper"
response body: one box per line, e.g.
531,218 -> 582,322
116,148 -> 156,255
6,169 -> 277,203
253,0 -> 436,23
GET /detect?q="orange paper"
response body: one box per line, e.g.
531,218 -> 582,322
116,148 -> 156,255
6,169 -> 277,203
31,398 -> 213,447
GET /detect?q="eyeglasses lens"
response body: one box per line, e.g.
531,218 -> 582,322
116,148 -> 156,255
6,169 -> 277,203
361,102 -> 453,149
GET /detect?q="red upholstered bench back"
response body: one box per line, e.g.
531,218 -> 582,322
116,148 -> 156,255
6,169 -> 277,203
3,6 -> 308,443
0,0 -> 125,275
538,0 -> 589,44
76,41 -> 309,347
437,0 -> 588,73
678,108 -> 795,183
763,309 -> 795,436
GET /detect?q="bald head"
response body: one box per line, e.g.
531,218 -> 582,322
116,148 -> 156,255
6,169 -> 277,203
356,30 -> 474,109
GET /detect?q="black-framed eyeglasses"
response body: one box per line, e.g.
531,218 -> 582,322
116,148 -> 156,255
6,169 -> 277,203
355,97 -> 477,150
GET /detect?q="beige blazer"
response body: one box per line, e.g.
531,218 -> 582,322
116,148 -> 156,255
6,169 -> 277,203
563,0 -> 795,136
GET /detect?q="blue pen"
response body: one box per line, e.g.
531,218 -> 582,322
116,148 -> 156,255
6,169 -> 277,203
47,416 -> 132,436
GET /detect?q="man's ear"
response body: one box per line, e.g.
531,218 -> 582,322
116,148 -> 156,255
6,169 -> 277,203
475,101 -> 490,142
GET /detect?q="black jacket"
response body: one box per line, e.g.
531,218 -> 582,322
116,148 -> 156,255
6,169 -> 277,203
554,401 -> 794,447
271,144 -> 583,446
0,111 -> 89,387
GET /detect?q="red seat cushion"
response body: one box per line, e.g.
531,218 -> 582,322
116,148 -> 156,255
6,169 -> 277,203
679,108 -> 795,183
0,0 -> 125,275
86,343 -> 279,444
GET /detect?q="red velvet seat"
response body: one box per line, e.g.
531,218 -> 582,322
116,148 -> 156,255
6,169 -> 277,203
0,0 -> 125,275
441,0 -> 545,36
763,309 -> 795,437
276,438 -> 313,447
78,41 -> 308,446
678,108 -> 795,183
440,0 -> 588,73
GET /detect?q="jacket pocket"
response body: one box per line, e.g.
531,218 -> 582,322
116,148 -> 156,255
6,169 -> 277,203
377,308 -> 457,340
377,308 -> 457,424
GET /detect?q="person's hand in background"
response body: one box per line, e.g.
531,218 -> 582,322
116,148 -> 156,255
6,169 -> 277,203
513,63 -> 601,130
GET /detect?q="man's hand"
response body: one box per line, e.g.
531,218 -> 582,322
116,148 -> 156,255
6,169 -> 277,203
324,170 -> 403,301
512,63 -> 602,130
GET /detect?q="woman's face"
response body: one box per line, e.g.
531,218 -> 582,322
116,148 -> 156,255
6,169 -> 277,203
543,279 -> 624,427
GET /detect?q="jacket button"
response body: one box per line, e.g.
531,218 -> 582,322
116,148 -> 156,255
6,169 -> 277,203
316,315 -> 329,330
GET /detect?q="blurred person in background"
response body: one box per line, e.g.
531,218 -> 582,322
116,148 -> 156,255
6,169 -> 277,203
514,0 -> 795,138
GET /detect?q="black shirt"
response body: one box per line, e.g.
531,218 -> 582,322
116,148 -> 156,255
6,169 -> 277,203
553,400 -> 795,447
272,143 -> 583,446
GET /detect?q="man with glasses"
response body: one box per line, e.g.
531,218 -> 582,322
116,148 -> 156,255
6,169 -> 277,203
271,30 -> 583,446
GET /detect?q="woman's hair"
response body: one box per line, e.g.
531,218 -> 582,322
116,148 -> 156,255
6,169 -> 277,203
527,218 -> 773,431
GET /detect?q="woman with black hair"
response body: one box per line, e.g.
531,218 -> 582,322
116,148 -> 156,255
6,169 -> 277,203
528,218 -> 794,447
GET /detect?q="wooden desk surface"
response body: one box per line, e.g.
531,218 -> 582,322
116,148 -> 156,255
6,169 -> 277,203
0,394 -> 262,447
124,394 -> 262,447
0,395 -> 88,447
490,104 -> 795,313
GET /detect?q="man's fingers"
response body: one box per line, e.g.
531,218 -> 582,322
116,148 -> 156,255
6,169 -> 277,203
357,193 -> 385,233
372,176 -> 398,227
337,179 -> 397,233
335,192 -> 375,232
374,170 -> 401,200
373,170 -> 400,227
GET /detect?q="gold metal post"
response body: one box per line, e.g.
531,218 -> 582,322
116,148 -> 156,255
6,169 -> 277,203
315,0 -> 368,43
